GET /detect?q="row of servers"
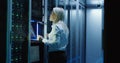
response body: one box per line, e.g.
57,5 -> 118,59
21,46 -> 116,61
7,0 -> 30,63
0,0 -> 104,63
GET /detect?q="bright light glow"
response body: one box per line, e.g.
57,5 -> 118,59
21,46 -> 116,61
87,0 -> 104,5
37,22 -> 39,40
89,9 -> 102,16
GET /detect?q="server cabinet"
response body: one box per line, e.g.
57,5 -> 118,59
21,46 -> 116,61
6,0 -> 30,63
30,0 -> 44,63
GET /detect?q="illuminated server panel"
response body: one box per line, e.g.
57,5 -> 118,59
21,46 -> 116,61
7,0 -> 30,63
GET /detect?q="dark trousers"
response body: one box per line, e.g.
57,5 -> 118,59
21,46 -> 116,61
48,51 -> 67,63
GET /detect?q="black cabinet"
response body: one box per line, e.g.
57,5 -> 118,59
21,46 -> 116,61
31,40 -> 45,63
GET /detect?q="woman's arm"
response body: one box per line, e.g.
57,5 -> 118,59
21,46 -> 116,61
42,25 -> 61,44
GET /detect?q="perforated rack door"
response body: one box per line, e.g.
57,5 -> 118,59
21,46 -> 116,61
10,0 -> 29,63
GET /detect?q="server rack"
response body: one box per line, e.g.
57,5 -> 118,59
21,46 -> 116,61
6,0 -> 30,63
57,0 -> 86,63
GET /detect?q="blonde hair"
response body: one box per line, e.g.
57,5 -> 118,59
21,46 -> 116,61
53,7 -> 65,21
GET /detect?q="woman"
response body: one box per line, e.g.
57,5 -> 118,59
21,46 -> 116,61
40,7 -> 69,63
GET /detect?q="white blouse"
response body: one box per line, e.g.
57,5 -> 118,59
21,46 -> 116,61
42,21 -> 69,52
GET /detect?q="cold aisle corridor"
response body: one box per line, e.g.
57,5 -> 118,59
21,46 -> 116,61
0,0 -> 104,63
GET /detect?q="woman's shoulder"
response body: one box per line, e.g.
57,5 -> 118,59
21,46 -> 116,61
55,23 -> 63,30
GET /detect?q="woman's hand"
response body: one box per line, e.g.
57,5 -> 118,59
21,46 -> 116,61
38,34 -> 49,42
38,35 -> 43,41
